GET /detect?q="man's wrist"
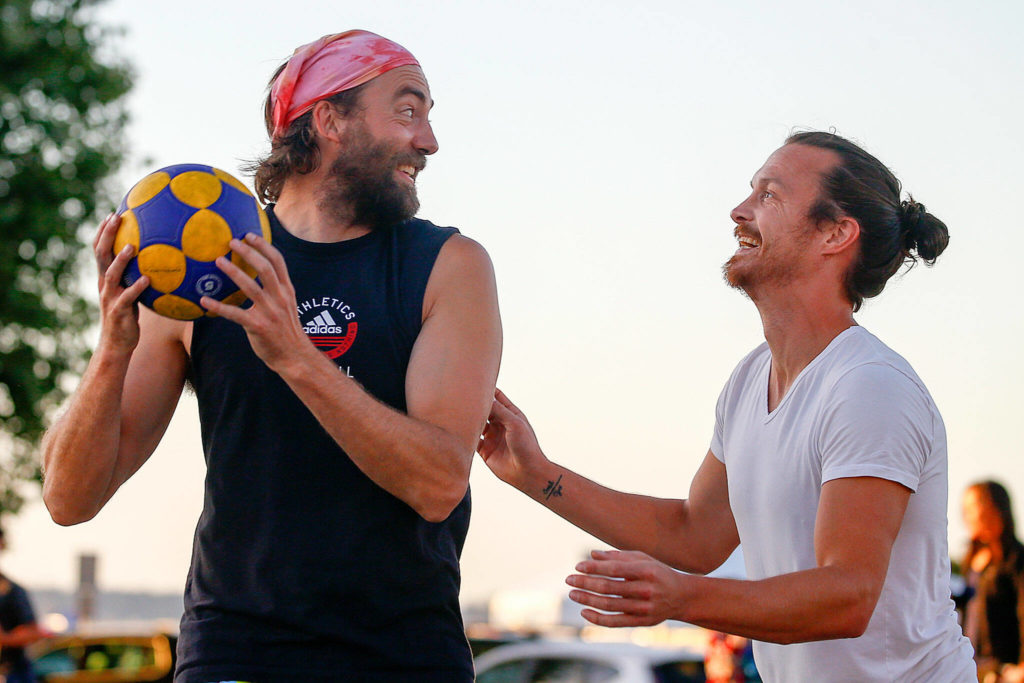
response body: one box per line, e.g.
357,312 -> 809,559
525,459 -> 564,505
91,340 -> 135,372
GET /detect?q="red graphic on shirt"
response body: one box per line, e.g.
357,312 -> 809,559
310,323 -> 358,359
302,307 -> 358,359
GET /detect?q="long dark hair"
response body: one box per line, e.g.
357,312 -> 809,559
963,480 -> 1020,571
786,131 -> 949,311
245,63 -> 368,204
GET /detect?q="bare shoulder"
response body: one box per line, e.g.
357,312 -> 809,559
423,234 -> 497,317
435,233 -> 494,273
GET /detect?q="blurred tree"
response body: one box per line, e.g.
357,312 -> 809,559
0,0 -> 132,516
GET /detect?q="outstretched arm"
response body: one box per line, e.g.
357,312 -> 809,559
42,214 -> 189,525
567,475 -> 910,643
477,389 -> 739,574
202,233 -> 502,522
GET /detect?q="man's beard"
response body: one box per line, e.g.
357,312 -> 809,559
317,124 -> 426,229
722,224 -> 806,295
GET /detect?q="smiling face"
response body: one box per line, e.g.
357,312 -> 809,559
316,65 -> 438,227
723,143 -> 842,296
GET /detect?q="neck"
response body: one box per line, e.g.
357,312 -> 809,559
273,174 -> 371,243
751,283 -> 856,410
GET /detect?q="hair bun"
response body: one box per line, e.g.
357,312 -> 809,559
899,199 -> 925,242
899,196 -> 948,263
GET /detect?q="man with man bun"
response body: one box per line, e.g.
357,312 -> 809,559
42,30 -> 501,682
480,132 -> 975,681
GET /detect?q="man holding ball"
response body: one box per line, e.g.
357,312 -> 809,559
479,132 -> 975,681
42,31 -> 501,682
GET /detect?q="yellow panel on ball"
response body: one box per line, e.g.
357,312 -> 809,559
181,209 -> 233,261
126,172 -> 170,209
137,244 -> 187,293
114,211 -> 140,254
213,168 -> 253,196
259,209 -> 271,242
153,294 -> 204,320
170,171 -> 222,209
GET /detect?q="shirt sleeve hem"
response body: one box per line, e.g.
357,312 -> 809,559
821,464 -> 920,492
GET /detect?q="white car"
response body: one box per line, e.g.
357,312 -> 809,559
474,639 -> 706,683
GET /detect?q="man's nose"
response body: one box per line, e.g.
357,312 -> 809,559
415,122 -> 439,156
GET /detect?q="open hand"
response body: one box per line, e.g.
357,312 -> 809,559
566,549 -> 689,628
201,233 -> 311,372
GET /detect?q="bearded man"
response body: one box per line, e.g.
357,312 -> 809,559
479,132 -> 975,681
42,31 -> 502,682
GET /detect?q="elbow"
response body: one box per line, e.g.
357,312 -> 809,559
414,463 -> 471,523
45,502 -> 97,527
819,591 -> 879,641
42,482 -> 99,527
416,483 -> 469,523
834,604 -> 874,639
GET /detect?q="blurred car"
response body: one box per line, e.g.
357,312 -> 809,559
474,639 -> 706,683
28,627 -> 176,683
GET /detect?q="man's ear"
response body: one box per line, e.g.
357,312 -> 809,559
822,215 -> 860,256
311,100 -> 347,144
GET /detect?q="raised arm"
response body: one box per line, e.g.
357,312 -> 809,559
477,390 -> 739,574
567,475 -> 910,643
42,213 -> 189,525
202,233 -> 502,522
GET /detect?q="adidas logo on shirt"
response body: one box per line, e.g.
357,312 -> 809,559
304,310 -> 346,334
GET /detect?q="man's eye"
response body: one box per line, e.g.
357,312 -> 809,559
400,107 -> 415,118
760,190 -> 774,200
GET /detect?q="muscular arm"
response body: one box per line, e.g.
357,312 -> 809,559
42,309 -> 188,524
569,476 -> 911,643
478,392 -> 739,573
42,214 -> 188,525
204,234 -> 502,522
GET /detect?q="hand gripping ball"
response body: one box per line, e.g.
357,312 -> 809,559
114,163 -> 271,320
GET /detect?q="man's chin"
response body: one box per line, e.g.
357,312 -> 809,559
722,258 -> 745,289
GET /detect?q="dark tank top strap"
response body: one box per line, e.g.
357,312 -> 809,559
386,217 -> 460,349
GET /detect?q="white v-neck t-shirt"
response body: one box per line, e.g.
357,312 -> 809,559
710,326 -> 974,682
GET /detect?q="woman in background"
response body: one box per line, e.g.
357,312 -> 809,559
962,480 -> 1024,682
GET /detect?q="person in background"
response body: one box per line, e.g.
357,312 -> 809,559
0,527 -> 51,683
962,481 -> 1024,682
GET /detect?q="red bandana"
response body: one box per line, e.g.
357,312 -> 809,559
270,30 -> 419,139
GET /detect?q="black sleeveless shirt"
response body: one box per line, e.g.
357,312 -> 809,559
176,207 -> 473,682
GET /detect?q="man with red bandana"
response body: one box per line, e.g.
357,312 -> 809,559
42,31 -> 501,682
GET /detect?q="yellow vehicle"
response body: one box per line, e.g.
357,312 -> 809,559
28,630 -> 176,683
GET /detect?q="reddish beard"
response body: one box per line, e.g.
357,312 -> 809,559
723,223 -> 810,293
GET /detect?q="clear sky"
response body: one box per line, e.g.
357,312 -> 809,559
7,0 -> 1024,606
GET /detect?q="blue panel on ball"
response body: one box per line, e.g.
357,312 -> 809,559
133,186 -> 197,247
209,184 -> 262,239
165,163 -> 215,177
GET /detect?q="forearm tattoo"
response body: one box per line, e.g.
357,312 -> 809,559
543,475 -> 564,500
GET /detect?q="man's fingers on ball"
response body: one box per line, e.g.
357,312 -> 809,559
216,256 -> 263,298
231,238 -> 283,290
93,212 -> 118,251
201,297 -> 242,323
102,246 -> 133,287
